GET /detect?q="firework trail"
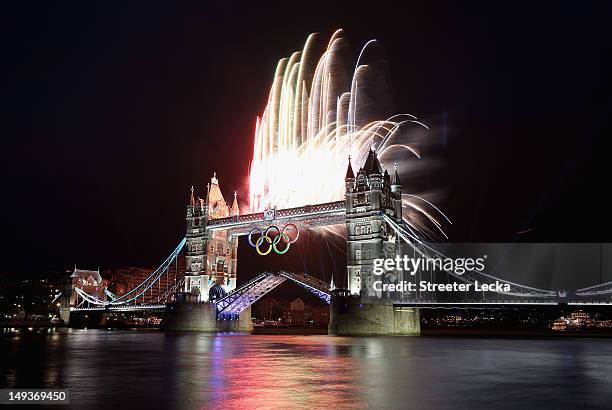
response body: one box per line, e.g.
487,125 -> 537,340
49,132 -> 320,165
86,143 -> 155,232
249,29 -> 449,238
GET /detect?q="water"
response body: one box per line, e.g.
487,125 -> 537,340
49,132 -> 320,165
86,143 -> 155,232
2,329 -> 612,409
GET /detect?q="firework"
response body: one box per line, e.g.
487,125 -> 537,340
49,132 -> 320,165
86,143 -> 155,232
249,29 -> 449,238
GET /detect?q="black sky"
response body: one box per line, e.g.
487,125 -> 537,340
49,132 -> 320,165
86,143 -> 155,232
2,2 -> 611,278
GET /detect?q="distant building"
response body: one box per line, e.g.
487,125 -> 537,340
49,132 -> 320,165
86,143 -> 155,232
290,298 -> 305,325
305,305 -> 330,325
71,266 -> 108,305
256,296 -> 329,326
103,255 -> 186,300
290,298 -> 305,311
258,297 -> 290,321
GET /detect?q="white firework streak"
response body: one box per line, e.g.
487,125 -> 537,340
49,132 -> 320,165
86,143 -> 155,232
249,30 -> 449,237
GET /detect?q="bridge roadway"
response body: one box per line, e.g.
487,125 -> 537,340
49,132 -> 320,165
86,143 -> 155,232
71,299 -> 612,313
205,200 -> 346,235
71,305 -> 167,312
71,279 -> 612,314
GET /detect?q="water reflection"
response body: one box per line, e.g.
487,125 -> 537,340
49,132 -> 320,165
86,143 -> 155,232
203,335 -> 365,408
2,329 -> 612,409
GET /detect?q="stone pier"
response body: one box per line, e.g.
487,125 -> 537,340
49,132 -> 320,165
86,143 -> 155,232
328,290 -> 420,336
161,297 -> 252,332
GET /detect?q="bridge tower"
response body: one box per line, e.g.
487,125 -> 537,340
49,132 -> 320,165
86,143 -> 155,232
167,176 -> 251,331
344,150 -> 403,298
184,185 -> 209,301
330,152 -> 419,335
184,174 -> 240,302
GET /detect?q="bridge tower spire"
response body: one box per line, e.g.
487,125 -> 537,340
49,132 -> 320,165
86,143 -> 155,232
231,191 -> 240,216
391,163 -> 403,223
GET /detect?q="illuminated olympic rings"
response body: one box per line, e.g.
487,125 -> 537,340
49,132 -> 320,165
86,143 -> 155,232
248,224 -> 300,256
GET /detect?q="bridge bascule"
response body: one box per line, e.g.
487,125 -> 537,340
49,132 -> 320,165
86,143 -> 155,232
67,150 -> 612,333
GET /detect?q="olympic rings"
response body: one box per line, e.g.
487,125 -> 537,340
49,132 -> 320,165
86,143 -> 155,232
255,235 -> 273,255
248,224 -> 299,255
273,234 -> 291,254
248,227 -> 263,247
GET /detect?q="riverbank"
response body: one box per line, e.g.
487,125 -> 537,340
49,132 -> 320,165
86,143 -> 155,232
423,327 -> 612,338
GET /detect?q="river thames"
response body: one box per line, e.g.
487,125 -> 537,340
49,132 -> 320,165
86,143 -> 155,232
2,329 -> 612,409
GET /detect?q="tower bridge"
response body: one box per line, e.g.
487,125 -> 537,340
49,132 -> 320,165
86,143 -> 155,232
64,150 -> 612,334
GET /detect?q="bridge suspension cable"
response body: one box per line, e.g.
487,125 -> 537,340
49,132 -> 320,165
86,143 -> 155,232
574,280 -> 612,296
74,238 -> 186,307
382,214 -> 557,299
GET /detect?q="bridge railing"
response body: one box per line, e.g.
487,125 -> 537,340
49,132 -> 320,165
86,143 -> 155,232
206,200 -> 346,230
215,272 -> 287,316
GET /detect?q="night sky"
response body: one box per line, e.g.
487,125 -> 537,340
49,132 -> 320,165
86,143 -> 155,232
2,2 -> 611,280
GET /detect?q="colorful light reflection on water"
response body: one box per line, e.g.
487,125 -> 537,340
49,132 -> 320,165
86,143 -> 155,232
3,329 -> 612,409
